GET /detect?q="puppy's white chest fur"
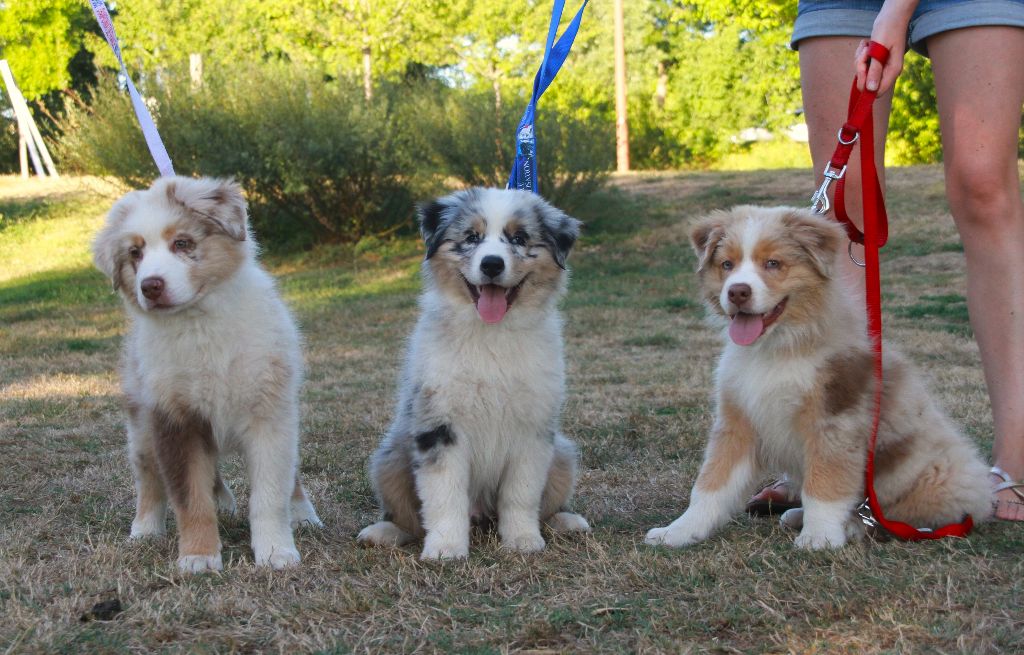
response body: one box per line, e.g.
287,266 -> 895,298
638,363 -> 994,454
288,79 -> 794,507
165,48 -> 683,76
127,267 -> 300,445
718,344 -> 821,465
412,305 -> 564,477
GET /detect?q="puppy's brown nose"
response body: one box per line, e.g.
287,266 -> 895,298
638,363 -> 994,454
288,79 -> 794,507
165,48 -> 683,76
141,277 -> 165,300
728,283 -> 751,307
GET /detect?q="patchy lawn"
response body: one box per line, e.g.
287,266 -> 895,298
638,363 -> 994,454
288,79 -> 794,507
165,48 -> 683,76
1,170 -> 1021,654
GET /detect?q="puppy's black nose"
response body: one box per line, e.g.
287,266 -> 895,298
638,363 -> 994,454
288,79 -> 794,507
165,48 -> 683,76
480,255 -> 505,279
141,276 -> 165,300
728,283 -> 751,307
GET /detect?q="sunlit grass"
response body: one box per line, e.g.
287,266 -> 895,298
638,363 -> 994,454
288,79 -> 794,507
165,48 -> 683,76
1,172 -> 1021,654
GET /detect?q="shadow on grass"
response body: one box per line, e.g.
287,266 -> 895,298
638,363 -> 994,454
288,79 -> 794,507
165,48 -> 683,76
0,266 -> 116,321
0,196 -> 81,234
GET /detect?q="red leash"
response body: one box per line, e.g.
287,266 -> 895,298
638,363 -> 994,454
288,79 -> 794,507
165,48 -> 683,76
815,41 -> 974,540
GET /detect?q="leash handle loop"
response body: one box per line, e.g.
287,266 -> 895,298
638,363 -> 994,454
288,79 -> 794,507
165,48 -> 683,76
507,0 -> 589,194
820,41 -> 974,540
88,0 -> 175,177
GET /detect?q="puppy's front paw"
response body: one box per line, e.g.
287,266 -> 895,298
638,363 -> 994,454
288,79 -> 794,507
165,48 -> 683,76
255,546 -> 301,569
644,523 -> 705,548
421,534 -> 469,560
794,526 -> 847,550
177,554 -> 223,574
502,532 -> 546,553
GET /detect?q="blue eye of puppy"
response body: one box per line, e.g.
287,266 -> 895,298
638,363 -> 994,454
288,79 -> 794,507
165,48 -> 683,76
465,232 -> 481,244
510,231 -> 529,247
721,260 -> 734,271
765,259 -> 781,270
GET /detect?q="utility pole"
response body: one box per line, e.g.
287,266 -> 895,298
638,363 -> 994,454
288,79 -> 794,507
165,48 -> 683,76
613,0 -> 630,173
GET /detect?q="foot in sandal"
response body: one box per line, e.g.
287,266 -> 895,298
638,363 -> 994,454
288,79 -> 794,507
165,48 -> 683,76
990,466 -> 1024,521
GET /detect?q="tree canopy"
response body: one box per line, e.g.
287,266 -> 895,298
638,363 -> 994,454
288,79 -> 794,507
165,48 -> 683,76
0,0 -> 943,167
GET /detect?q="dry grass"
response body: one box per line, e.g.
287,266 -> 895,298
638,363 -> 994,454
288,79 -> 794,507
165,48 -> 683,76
1,169 -> 1021,654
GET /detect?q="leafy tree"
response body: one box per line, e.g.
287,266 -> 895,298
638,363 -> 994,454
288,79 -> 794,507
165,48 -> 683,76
0,0 -> 93,100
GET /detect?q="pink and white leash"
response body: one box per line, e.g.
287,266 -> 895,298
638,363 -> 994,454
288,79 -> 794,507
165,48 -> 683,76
88,0 -> 175,177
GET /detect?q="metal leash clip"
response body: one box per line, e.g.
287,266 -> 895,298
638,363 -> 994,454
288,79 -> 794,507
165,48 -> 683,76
810,162 -> 847,215
855,498 -> 878,529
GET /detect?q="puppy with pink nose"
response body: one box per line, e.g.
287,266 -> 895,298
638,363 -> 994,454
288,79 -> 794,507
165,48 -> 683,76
93,176 -> 321,573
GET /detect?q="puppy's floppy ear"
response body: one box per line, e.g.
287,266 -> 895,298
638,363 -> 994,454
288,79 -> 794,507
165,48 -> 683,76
166,177 -> 248,241
92,191 -> 140,290
535,197 -> 582,269
689,211 -> 730,272
780,208 -> 844,278
418,196 -> 456,260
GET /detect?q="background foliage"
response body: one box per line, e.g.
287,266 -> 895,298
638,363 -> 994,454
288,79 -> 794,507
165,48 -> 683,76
1,0 -> 958,245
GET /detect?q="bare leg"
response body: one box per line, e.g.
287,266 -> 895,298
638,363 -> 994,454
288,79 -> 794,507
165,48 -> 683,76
800,36 -> 893,301
929,26 -> 1024,520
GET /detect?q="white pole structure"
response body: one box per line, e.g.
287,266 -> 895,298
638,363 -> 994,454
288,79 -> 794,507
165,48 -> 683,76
18,131 -> 28,178
613,0 -> 630,173
189,53 -> 203,89
0,59 -> 59,178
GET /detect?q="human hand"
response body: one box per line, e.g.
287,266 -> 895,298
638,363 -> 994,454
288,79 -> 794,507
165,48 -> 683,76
855,1 -> 915,95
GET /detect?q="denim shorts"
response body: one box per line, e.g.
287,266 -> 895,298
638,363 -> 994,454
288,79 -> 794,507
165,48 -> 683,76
792,0 -> 1024,55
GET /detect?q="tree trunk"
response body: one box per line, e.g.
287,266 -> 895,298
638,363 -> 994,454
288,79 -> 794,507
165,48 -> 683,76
613,0 -> 630,173
655,60 -> 667,110
362,45 -> 373,102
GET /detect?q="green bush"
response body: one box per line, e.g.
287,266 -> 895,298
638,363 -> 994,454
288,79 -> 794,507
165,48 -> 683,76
56,66 -> 610,249
57,67 -> 440,247
886,53 -> 941,166
409,87 -> 612,213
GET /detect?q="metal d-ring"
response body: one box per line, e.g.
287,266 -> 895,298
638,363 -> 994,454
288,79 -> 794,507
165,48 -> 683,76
837,127 -> 859,145
849,241 -> 866,268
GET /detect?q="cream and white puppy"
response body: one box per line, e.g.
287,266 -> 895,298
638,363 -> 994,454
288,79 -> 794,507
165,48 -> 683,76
93,176 -> 321,573
646,206 -> 991,550
358,188 -> 590,560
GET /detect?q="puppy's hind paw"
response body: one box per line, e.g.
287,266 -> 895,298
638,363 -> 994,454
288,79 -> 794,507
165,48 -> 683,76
177,554 -> 223,574
546,512 -> 591,533
291,499 -> 324,529
779,507 -> 804,531
215,484 -> 237,516
357,521 -> 415,547
129,516 -> 166,539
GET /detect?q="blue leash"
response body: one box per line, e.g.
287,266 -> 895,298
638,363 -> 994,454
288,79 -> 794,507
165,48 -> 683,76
507,0 -> 589,194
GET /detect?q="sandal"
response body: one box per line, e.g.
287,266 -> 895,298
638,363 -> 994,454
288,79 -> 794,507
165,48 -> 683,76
990,466 -> 1024,522
746,476 -> 802,516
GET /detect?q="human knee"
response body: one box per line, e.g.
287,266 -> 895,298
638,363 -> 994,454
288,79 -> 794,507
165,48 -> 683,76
945,154 -> 1019,227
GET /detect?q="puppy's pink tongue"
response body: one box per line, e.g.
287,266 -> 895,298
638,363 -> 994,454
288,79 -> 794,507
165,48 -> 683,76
729,313 -> 764,346
476,285 -> 508,324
